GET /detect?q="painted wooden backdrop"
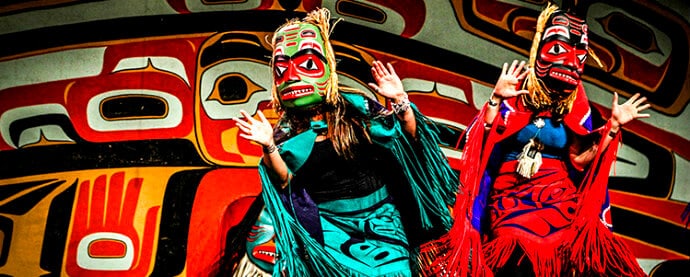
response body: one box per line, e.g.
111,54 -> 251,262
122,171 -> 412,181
0,0 -> 688,276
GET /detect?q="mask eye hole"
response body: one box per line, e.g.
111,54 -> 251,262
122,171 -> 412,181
548,44 -> 566,55
299,58 -> 318,71
274,65 -> 287,78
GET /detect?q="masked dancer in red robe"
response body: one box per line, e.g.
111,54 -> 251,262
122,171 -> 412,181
420,3 -> 650,277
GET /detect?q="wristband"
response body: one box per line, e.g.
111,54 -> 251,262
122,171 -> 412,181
608,130 -> 618,138
391,95 -> 410,114
263,144 -> 278,154
488,93 -> 501,107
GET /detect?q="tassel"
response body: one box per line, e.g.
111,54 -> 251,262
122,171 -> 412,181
516,138 -> 543,178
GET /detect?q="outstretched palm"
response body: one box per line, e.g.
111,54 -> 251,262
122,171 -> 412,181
611,92 -> 651,128
234,110 -> 274,147
368,60 -> 405,101
493,60 -> 529,99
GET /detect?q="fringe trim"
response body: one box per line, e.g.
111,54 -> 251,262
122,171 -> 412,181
417,104 -> 493,277
391,104 -> 458,230
418,197 -> 491,277
566,218 -> 647,277
483,237 -> 517,273
484,236 -> 562,277
566,122 -> 646,276
257,103 -> 456,276
259,166 -> 356,277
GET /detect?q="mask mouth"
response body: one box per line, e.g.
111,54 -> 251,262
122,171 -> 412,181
548,67 -> 580,86
251,245 -> 277,264
280,85 -> 315,100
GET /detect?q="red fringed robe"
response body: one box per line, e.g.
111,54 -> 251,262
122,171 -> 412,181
419,84 -> 646,277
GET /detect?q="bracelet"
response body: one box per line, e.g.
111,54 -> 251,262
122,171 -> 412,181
488,92 -> 501,107
488,98 -> 499,107
263,143 -> 278,154
391,95 -> 410,114
608,130 -> 618,138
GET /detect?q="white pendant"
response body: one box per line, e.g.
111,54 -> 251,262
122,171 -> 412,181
516,138 -> 543,179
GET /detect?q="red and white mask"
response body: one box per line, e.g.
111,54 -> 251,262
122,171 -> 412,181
535,10 -> 589,94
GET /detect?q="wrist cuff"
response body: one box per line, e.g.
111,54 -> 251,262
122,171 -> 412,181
392,95 -> 410,114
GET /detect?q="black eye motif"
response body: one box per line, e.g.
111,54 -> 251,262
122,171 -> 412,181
209,73 -> 266,104
548,44 -> 566,55
275,66 -> 287,77
299,58 -> 318,70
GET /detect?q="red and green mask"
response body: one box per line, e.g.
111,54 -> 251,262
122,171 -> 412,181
272,22 -> 330,110
535,10 -> 588,94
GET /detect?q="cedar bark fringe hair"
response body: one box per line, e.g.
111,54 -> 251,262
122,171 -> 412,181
521,3 -> 604,117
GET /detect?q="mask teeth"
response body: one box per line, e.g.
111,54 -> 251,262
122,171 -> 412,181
285,88 -> 312,97
256,250 -> 276,257
551,71 -> 577,83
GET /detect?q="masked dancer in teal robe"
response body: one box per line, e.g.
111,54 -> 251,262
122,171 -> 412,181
220,7 -> 457,277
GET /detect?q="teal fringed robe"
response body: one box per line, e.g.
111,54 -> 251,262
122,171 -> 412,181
258,92 -> 457,276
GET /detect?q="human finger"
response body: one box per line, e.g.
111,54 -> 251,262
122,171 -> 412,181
239,110 -> 257,123
612,92 -> 619,106
625,93 -> 640,105
502,62 -> 509,75
516,89 -> 529,95
517,66 -> 530,79
508,60 -> 518,74
386,62 -> 397,76
368,83 -> 380,93
373,60 -> 386,75
233,117 -> 251,129
257,110 -> 270,124
236,123 -> 252,135
513,60 -> 526,74
371,67 -> 381,80
637,103 -> 651,112
633,95 -> 647,106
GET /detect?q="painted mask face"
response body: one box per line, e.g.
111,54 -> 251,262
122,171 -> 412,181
246,208 -> 276,272
535,11 -> 588,94
272,22 -> 330,110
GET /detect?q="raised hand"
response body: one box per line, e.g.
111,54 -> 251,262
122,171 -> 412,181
233,110 -> 274,147
368,60 -> 406,102
493,60 -> 529,99
611,92 -> 651,129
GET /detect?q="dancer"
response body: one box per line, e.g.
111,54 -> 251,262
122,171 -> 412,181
220,8 -> 457,276
421,3 -> 650,277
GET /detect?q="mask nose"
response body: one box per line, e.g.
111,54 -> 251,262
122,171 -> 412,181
564,50 -> 579,69
285,61 -> 301,82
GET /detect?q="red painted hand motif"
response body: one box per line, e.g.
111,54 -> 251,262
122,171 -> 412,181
66,171 -> 159,276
